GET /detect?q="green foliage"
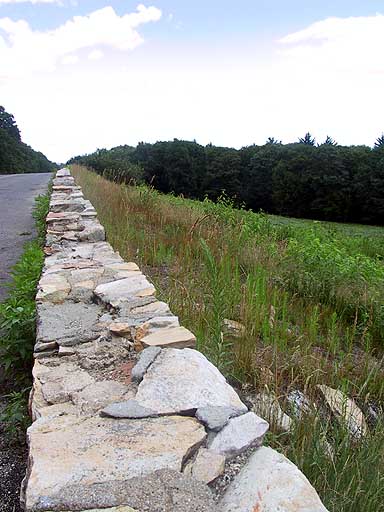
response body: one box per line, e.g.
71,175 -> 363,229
270,415 -> 384,512
298,132 -> 316,145
0,192 -> 49,384
69,136 -> 384,225
0,106 -> 55,174
0,388 -> 31,442
0,105 -> 20,141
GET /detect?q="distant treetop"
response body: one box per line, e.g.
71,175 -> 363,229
0,105 -> 21,141
298,132 -> 316,146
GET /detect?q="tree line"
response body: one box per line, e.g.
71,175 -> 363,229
0,106 -> 55,174
68,135 -> 384,224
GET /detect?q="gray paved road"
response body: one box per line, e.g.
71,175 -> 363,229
0,173 -> 51,302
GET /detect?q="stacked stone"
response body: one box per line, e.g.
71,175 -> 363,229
23,169 -> 329,512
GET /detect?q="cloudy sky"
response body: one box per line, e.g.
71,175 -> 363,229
1,0 -> 384,162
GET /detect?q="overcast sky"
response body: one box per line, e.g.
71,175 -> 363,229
1,0 -> 384,163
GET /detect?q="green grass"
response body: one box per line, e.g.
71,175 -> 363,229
0,191 -> 50,440
72,165 -> 384,512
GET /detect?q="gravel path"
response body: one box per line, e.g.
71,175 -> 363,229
0,172 -> 51,511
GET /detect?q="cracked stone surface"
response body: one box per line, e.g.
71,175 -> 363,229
183,448 -> 225,484
196,405 -> 245,432
25,415 -> 207,511
135,348 -> 248,414
31,469 -> 217,512
94,276 -> 156,307
220,446 -> 329,512
100,399 -> 159,419
131,346 -> 162,383
36,302 -> 105,347
208,412 -> 269,459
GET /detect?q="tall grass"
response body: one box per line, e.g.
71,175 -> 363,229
72,165 -> 384,511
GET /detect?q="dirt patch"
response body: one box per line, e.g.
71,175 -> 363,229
0,380 -> 28,512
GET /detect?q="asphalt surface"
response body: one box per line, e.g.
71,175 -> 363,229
0,173 -> 51,302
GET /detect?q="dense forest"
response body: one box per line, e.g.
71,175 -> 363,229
69,135 -> 384,225
0,106 -> 54,174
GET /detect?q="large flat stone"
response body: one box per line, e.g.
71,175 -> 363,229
196,405 -> 244,431
36,273 -> 71,303
101,399 -> 158,419
26,469 -> 217,512
184,448 -> 225,484
220,446 -> 329,512
94,277 -> 156,307
135,316 -> 180,341
251,391 -> 292,432
56,168 -> 71,177
36,302 -> 104,346
72,380 -> 130,413
209,412 -> 268,459
135,348 -> 247,414
140,326 -> 195,349
317,385 -> 367,439
24,415 -> 206,511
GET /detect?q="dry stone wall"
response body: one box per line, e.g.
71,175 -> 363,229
23,168 -> 329,512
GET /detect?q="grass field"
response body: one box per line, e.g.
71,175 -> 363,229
72,165 -> 384,512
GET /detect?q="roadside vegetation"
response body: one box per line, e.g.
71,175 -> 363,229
0,192 -> 50,440
72,165 -> 384,512
0,106 -> 55,174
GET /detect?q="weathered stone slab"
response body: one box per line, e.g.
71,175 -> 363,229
78,220 -> 105,242
50,200 -> 86,213
104,262 -> 140,273
46,211 -> 80,224
24,415 -> 206,511
317,385 -> 367,439
209,412 -> 268,459
36,302 -> 104,346
136,316 -> 180,341
72,380 -> 129,413
131,346 -> 162,383
29,469 -> 217,512
196,405 -> 245,431
36,274 -> 70,303
135,348 -> 247,414
94,276 -> 156,307
140,326 -> 196,349
130,300 -> 171,317
183,448 -> 225,484
220,446 -> 329,512
56,168 -> 71,177
251,391 -> 292,432
222,318 -> 246,337
36,364 -> 95,405
101,399 -> 158,419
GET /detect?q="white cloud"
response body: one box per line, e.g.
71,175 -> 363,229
279,14 -> 384,74
1,11 -> 384,163
0,4 -> 162,77
88,49 -> 103,61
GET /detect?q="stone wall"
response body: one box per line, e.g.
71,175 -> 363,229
22,168 -> 329,512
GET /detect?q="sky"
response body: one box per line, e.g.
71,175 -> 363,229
1,1 -> 384,163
